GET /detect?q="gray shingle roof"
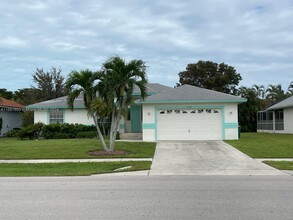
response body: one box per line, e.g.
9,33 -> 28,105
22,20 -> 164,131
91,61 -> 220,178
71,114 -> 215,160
26,95 -> 85,109
267,96 -> 293,110
133,83 -> 171,95
138,84 -> 246,103
26,83 -> 172,109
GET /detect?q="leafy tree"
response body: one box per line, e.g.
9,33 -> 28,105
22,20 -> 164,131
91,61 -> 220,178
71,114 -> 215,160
14,88 -> 41,105
65,69 -> 108,151
33,67 -> 65,101
177,60 -> 242,94
238,86 -> 264,132
99,56 -> 147,151
0,89 -> 14,100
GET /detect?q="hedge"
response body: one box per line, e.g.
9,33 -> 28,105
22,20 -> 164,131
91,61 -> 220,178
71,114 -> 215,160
17,123 -> 107,140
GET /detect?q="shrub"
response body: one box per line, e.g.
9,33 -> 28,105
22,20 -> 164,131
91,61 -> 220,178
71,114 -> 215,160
76,131 -> 97,139
18,123 -> 44,140
5,129 -> 20,137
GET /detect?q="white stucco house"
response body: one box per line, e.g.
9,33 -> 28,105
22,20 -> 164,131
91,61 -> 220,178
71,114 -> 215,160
257,95 -> 293,134
26,83 -> 246,141
0,97 -> 23,136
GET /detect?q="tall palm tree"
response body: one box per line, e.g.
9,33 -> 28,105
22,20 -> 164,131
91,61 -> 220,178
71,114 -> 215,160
265,84 -> 285,104
252,84 -> 265,99
99,56 -> 148,151
287,81 -> 293,95
65,69 -> 108,151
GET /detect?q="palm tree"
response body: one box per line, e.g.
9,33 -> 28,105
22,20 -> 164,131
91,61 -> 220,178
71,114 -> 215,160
265,84 -> 285,104
287,81 -> 293,95
65,69 -> 108,151
99,56 -> 148,151
252,84 -> 265,99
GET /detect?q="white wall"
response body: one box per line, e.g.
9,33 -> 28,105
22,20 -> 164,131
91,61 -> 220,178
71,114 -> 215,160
284,107 -> 293,133
65,109 -> 94,125
142,102 -> 240,142
34,110 -> 48,124
33,109 -> 95,125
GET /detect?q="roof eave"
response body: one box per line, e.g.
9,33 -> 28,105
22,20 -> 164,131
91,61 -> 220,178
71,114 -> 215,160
136,99 -> 247,104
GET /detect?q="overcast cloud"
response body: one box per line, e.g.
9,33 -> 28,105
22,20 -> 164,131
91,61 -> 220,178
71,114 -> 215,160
0,0 -> 292,91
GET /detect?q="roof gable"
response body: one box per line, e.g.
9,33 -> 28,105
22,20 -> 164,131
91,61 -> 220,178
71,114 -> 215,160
0,97 -> 24,109
139,85 -> 246,104
267,96 -> 293,110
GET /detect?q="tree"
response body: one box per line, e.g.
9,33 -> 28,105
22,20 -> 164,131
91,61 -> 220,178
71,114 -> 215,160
0,89 -> 14,100
252,84 -> 265,99
265,84 -> 286,106
99,56 -> 147,151
238,86 -> 264,132
66,56 -> 148,152
287,81 -> 293,94
33,67 -> 65,101
65,69 -> 108,151
177,60 -> 242,94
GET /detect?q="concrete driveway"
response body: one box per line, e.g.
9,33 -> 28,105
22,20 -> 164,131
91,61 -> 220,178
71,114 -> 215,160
150,141 -> 287,175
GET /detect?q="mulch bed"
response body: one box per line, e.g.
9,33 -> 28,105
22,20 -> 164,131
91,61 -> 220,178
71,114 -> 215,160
88,150 -> 129,156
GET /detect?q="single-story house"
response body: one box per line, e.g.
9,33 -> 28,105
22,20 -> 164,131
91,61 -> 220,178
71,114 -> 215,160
0,97 -> 23,136
26,83 -> 246,141
257,95 -> 293,134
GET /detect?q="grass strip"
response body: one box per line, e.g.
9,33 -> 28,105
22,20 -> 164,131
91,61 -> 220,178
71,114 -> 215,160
0,138 -> 156,159
263,161 -> 293,170
225,133 -> 293,158
0,161 -> 151,176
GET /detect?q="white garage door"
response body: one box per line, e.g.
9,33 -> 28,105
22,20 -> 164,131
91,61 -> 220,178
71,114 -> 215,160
157,108 -> 222,140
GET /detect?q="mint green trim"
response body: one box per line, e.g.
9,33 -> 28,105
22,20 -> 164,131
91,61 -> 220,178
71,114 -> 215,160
224,122 -> 238,129
156,105 -> 223,110
119,123 -> 125,129
154,107 -> 158,141
222,107 -> 225,140
26,106 -> 85,110
142,123 -> 156,129
137,99 -> 246,104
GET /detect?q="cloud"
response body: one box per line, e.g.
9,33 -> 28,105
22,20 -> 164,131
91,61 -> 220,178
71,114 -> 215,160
0,37 -> 28,48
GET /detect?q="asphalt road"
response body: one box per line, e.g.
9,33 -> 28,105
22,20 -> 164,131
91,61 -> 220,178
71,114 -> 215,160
0,176 -> 292,220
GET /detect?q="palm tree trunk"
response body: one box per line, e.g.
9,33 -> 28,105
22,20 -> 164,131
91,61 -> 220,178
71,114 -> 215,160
92,113 -> 109,151
109,99 -> 125,151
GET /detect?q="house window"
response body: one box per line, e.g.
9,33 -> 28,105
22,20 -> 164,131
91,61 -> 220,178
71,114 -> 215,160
257,110 -> 273,130
49,109 -> 63,124
275,110 -> 284,130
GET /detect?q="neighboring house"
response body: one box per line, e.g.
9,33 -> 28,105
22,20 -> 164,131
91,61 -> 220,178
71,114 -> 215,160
257,96 -> 293,134
0,97 -> 23,136
26,83 -> 246,141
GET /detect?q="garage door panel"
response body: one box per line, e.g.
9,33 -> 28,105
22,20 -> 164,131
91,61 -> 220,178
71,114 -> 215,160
157,108 -> 222,140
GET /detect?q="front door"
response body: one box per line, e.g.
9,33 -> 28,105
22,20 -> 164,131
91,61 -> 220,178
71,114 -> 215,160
131,105 -> 142,133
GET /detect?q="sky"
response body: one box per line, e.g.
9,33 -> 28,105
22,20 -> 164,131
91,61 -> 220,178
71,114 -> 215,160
0,0 -> 293,92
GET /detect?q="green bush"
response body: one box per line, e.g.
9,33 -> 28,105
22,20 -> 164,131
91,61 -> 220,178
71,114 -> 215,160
5,129 -> 20,137
76,131 -> 97,139
18,123 -> 44,140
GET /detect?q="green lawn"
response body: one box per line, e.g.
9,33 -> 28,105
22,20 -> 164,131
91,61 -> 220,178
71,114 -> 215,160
0,138 -> 156,159
0,161 -> 152,176
225,133 -> 293,158
263,161 -> 293,170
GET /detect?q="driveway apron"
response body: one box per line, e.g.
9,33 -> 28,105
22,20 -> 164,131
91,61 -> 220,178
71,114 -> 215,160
150,141 -> 287,175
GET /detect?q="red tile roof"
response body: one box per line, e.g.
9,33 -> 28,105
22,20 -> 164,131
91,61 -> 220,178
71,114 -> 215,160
0,97 -> 24,109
